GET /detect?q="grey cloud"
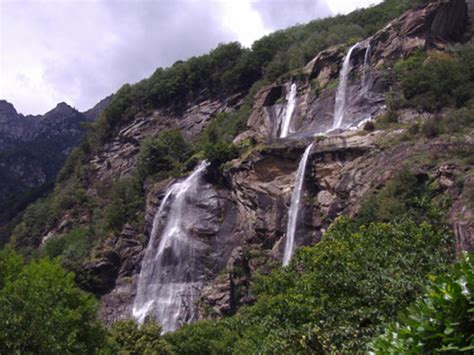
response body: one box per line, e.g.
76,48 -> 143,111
252,0 -> 331,30
42,0 -> 237,111
2,0 -> 333,114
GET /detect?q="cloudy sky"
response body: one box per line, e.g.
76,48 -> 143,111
0,0 -> 381,115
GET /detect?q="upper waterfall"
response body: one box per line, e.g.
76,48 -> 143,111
132,161 -> 210,332
280,83 -> 297,138
333,43 -> 359,130
362,42 -> 372,96
283,142 -> 314,266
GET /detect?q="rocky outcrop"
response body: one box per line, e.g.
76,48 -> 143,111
237,0 -> 469,144
90,97 -> 240,182
369,0 -> 469,67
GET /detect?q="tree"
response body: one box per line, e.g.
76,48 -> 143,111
0,249 -> 105,354
371,253 -> 474,353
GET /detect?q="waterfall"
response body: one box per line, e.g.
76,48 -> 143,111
283,143 -> 314,266
333,43 -> 359,130
362,42 -> 372,95
280,83 -> 297,138
132,161 -> 209,332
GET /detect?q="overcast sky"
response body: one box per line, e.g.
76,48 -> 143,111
0,0 -> 381,115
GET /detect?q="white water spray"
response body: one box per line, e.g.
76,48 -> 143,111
280,83 -> 297,138
283,143 -> 314,266
333,43 -> 359,130
132,161 -> 209,332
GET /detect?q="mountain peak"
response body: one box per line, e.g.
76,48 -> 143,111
0,100 -> 18,117
53,101 -> 74,112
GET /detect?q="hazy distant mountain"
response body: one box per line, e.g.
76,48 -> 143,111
0,98 -> 109,242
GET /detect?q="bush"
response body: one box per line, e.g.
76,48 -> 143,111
364,121 -> 376,131
103,319 -> 173,354
371,253 -> 474,353
103,176 -> 144,231
242,218 -> 452,352
395,49 -> 473,112
43,227 -> 93,275
165,319 -> 238,354
356,169 -> 445,226
421,117 -> 443,138
0,249 -> 105,354
137,129 -> 194,182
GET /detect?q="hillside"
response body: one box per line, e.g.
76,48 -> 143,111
1,0 -> 473,353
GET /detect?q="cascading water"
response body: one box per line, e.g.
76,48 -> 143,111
280,83 -> 297,138
132,161 -> 209,332
283,142 -> 314,266
333,42 -> 359,130
361,42 -> 372,95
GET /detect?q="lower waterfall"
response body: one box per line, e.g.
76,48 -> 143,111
283,143 -> 314,266
132,161 -> 209,332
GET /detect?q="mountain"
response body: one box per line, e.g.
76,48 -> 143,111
2,0 -> 473,353
0,98 -> 109,246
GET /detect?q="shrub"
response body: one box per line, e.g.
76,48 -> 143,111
103,318 -> 173,354
103,176 -> 144,231
421,117 -> 443,138
137,129 -> 194,182
364,121 -> 376,131
371,253 -> 474,353
243,218 -> 452,352
165,319 -> 238,354
356,169 -> 445,226
43,228 -> 93,275
395,49 -> 472,112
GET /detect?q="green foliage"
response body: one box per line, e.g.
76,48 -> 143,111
12,181 -> 89,249
42,227 -> 93,275
137,129 -> 194,182
103,319 -> 173,355
371,253 -> 474,353
240,218 -> 451,353
363,120 -> 376,132
0,249 -> 105,354
167,217 -> 452,353
165,319 -> 238,355
395,46 -> 474,112
356,168 -> 445,226
103,176 -> 145,231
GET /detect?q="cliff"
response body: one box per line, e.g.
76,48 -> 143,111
7,0 -> 473,338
